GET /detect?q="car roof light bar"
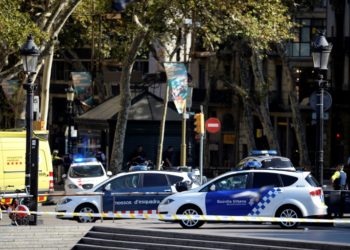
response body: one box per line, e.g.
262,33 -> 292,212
73,157 -> 98,163
250,150 -> 278,156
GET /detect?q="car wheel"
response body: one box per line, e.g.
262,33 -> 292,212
177,205 -> 205,229
74,204 -> 98,223
276,205 -> 301,229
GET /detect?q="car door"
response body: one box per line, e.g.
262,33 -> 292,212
98,173 -> 141,212
248,172 -> 283,216
131,173 -> 173,211
205,173 -> 251,216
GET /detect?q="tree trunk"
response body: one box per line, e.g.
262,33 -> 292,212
277,44 -> 311,169
250,51 -> 281,153
109,30 -> 147,174
238,47 -> 256,151
40,44 -> 55,129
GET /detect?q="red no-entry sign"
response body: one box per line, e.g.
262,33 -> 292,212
205,118 -> 221,133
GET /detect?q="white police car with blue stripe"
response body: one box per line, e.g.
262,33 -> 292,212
158,169 -> 327,229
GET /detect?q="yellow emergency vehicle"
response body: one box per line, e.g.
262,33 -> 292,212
0,130 -> 54,200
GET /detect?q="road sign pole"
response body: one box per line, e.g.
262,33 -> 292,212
180,103 -> 187,166
199,105 -> 204,184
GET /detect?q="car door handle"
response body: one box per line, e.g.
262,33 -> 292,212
164,189 -> 171,192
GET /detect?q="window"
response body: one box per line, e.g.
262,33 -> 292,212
280,174 -> 298,186
143,173 -> 168,187
252,173 -> 281,188
166,175 -> 183,185
287,18 -> 325,57
214,174 -> 249,191
305,174 -> 320,187
222,114 -> 235,132
198,64 -> 206,89
69,165 -> 104,178
261,158 -> 294,169
106,174 -> 140,190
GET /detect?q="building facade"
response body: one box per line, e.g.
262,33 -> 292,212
44,0 -> 349,178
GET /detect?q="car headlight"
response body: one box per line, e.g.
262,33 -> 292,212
68,184 -> 78,189
59,198 -> 72,205
160,198 -> 174,205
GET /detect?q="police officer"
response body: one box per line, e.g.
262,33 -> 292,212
331,164 -> 347,190
52,150 -> 63,184
95,149 -> 106,167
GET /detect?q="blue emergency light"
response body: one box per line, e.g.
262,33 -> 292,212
250,150 -> 278,156
73,156 -> 97,163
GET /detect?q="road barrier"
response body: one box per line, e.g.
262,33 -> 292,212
2,209 -> 350,224
3,191 -> 350,224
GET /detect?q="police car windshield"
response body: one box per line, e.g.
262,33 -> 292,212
261,158 -> 293,168
69,165 -> 104,178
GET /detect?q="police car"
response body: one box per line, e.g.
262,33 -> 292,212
236,150 -> 296,171
56,170 -> 199,222
158,169 -> 327,229
63,158 -> 112,193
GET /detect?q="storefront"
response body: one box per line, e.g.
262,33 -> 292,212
74,91 -> 182,170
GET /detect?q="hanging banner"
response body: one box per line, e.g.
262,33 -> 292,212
163,62 -> 188,114
1,79 -> 20,108
71,72 -> 93,107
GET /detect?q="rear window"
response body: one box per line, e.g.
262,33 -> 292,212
166,175 -> 184,185
252,173 -> 281,188
261,158 -> 294,168
143,173 -> 168,187
305,174 -> 320,187
280,174 -> 298,186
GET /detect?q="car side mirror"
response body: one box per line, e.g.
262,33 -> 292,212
107,171 -> 112,176
175,181 -> 189,192
209,184 -> 216,192
104,183 -> 111,192
62,174 -> 67,179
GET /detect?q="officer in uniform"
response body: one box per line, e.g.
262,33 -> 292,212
331,164 -> 347,190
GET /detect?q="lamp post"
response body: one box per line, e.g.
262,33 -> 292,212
20,35 -> 39,190
66,85 -> 75,155
311,32 -> 332,186
20,35 -> 39,225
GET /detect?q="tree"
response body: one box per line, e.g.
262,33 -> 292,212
107,0 -> 295,173
0,0 -> 83,127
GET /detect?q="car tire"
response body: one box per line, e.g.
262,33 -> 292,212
276,205 -> 301,229
74,204 -> 98,223
177,205 -> 205,229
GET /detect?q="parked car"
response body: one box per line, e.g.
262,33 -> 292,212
158,169 -> 327,229
56,170 -> 199,223
63,158 -> 112,193
236,150 -> 296,171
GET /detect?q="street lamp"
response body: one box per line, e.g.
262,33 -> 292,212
20,34 -> 39,225
66,85 -> 75,155
20,35 -> 39,189
311,32 -> 332,186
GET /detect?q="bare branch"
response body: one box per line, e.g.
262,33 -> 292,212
43,1 -> 66,33
52,1 -> 82,37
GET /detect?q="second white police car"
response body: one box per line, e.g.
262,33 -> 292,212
236,150 -> 296,171
63,157 -> 112,194
56,170 -> 199,222
158,169 -> 327,229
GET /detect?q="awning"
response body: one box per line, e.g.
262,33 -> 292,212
75,91 -> 181,129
